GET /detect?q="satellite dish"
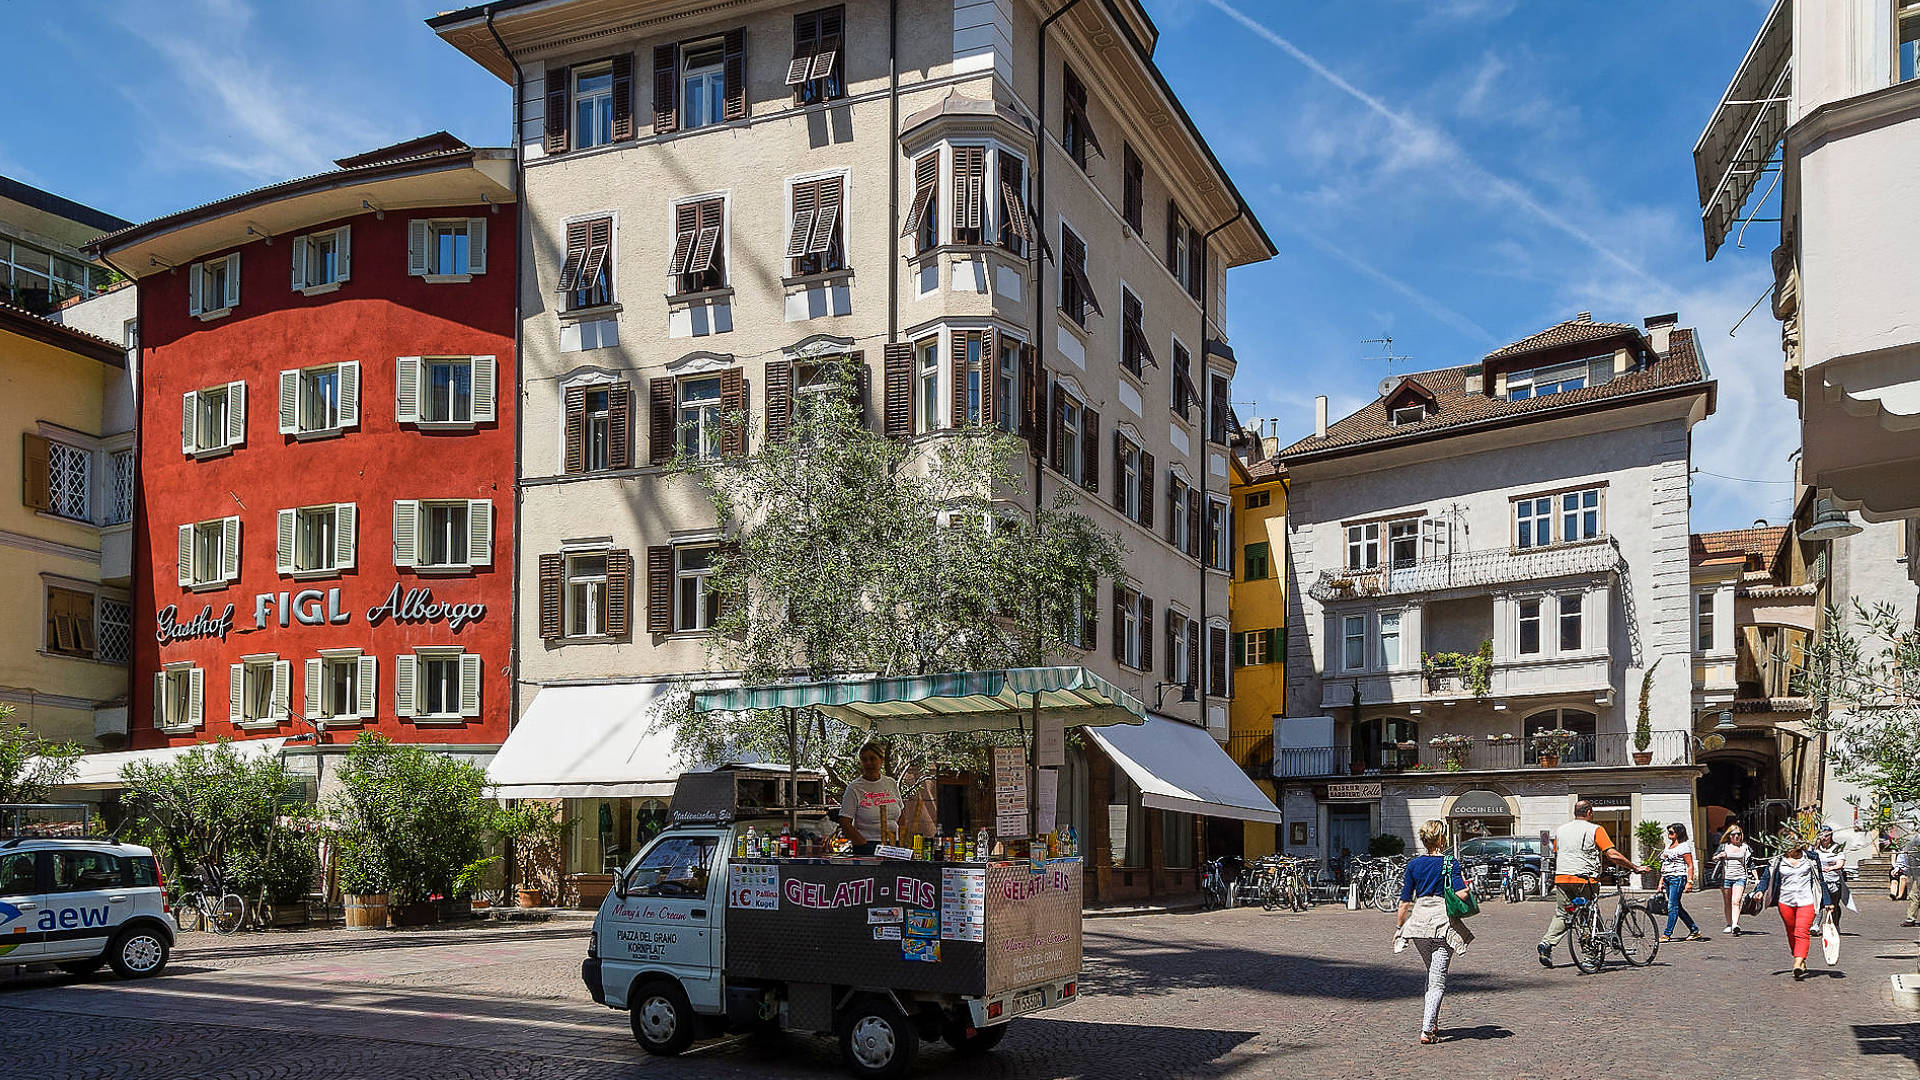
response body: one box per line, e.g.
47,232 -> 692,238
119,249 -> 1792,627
1377,376 -> 1399,398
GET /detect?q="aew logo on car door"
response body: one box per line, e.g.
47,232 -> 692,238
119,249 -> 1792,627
0,900 -> 25,956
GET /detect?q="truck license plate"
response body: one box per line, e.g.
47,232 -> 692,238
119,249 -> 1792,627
1012,990 -> 1045,1015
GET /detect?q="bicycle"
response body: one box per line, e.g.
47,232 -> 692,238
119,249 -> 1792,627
174,866 -> 248,935
1560,871 -> 1659,973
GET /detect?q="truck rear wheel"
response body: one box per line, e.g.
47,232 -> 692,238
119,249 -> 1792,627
942,1020 -> 1008,1056
839,996 -> 919,1080
630,978 -> 697,1056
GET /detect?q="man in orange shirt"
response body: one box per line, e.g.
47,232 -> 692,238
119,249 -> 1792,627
1538,800 -> 1646,967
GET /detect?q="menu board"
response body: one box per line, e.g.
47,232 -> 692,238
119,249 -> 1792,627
993,746 -> 1029,838
1035,768 -> 1059,835
939,866 -> 986,942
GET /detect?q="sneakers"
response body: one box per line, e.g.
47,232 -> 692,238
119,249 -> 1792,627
1721,925 -> 1736,934
1537,943 -> 1554,968
1685,931 -> 1708,941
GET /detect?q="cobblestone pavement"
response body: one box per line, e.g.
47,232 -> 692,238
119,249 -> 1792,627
5,892 -> 1920,1079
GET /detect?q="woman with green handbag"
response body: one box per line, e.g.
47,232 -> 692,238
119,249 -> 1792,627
1395,819 -> 1476,1045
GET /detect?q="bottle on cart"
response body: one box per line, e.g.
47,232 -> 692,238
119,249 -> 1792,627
744,826 -> 759,858
779,826 -> 791,858
735,832 -> 747,859
976,829 -> 989,863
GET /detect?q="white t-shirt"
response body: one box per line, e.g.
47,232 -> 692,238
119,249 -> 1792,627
1814,844 -> 1845,885
1660,841 -> 1694,880
1714,842 -> 1751,883
840,776 -> 903,841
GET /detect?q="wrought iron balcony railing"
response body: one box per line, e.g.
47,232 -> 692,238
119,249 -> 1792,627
1275,729 -> 1694,778
1308,537 -> 1625,603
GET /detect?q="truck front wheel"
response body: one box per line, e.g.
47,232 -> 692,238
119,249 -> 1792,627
839,996 -> 919,1080
630,978 -> 697,1056
942,1020 -> 1009,1056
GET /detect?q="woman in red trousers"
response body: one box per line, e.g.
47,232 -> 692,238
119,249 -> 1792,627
1768,837 -> 1834,980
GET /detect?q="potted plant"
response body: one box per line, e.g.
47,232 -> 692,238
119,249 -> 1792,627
444,856 -> 498,921
326,734 -> 493,928
1632,659 -> 1660,765
1531,728 -> 1577,767
1428,733 -> 1473,772
337,840 -> 391,931
493,802 -> 572,908
1635,820 -> 1666,890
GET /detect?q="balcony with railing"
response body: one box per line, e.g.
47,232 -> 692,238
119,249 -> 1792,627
1318,656 -> 1613,712
1308,537 -> 1624,603
1275,729 -> 1695,779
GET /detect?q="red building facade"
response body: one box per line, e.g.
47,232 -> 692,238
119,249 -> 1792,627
97,138 -> 517,762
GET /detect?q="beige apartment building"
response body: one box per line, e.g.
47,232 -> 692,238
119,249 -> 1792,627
433,0 -> 1277,900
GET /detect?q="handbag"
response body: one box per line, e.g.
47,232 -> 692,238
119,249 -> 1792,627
1742,888 -> 1766,916
1442,857 -> 1480,920
1647,889 -> 1667,917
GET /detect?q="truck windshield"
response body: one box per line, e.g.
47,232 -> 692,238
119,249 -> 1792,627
624,836 -> 718,898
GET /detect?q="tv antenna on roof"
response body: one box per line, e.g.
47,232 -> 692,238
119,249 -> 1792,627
1362,334 -> 1413,376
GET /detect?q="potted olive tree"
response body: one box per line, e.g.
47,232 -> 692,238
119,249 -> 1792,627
1635,820 -> 1667,891
1531,728 -> 1577,768
328,734 -> 492,928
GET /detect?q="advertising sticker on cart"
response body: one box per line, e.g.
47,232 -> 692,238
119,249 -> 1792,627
729,863 -> 780,910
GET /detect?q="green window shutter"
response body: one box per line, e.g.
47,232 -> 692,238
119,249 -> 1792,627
1232,631 -> 1247,668
1244,541 -> 1269,581
1268,626 -> 1283,663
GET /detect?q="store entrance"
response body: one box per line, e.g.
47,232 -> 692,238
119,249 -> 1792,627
1326,806 -> 1371,882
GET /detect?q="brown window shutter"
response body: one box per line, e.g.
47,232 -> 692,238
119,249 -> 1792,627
544,67 -> 570,154
21,433 -> 50,512
686,199 -> 724,278
1139,597 -> 1153,671
563,385 -> 587,474
610,53 -> 635,141
1080,587 -> 1097,652
949,329 -> 970,427
1111,432 -> 1126,513
848,349 -> 868,426
1000,174 -> 1032,251
538,553 -> 564,639
1164,610 -> 1176,681
808,178 -> 841,255
1139,451 -> 1155,529
1166,479 -> 1180,546
1191,619 -> 1205,692
979,328 -> 999,429
1209,624 -> 1228,696
669,202 -> 699,276
764,360 -> 792,444
902,152 -> 938,239
720,366 -> 746,457
952,146 -> 985,232
653,44 -> 679,134
649,377 -> 676,464
787,181 -> 818,261
1081,408 -> 1099,492
1187,494 -> 1202,559
558,220 -> 590,292
646,546 -> 673,633
1165,199 -> 1180,275
1047,382 -> 1064,474
882,343 -> 913,439
788,10 -> 820,87
606,549 -> 633,636
1111,585 -> 1126,665
1188,231 -> 1205,302
1122,144 -> 1143,232
1020,344 -> 1043,448
608,383 -> 633,469
722,29 -> 748,121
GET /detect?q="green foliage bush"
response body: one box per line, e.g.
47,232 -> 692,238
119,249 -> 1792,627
120,740 -> 312,901
326,734 -> 491,904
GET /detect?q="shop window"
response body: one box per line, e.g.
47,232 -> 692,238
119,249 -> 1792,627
408,217 -> 487,279
396,649 -> 481,721
1162,810 -> 1195,869
290,225 -> 350,291
393,499 -> 491,571
153,664 -> 202,730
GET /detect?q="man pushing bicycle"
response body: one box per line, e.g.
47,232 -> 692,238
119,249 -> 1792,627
1538,799 -> 1647,967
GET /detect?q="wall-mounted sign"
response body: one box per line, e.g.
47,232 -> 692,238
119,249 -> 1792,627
155,603 -> 236,644
1580,793 -> 1633,811
1325,782 -> 1382,801
159,583 -> 487,647
366,584 -> 486,632
1447,789 -> 1513,818
254,588 -> 350,628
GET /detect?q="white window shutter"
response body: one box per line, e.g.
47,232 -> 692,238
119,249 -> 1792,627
459,652 -> 482,717
177,524 -> 194,587
189,263 -> 205,316
278,370 -> 300,434
276,509 -> 296,574
394,654 -> 417,717
226,381 -> 247,447
466,218 -> 487,274
392,500 -> 418,567
305,658 -> 322,718
466,499 -> 492,567
339,361 -> 360,428
229,664 -> 244,723
357,654 -> 377,718
224,252 -> 241,309
182,391 -> 198,455
291,235 -> 308,291
335,226 -> 351,282
395,357 -> 422,423
335,503 -> 356,570
222,516 -> 241,582
273,659 -> 291,720
408,220 -> 431,276
153,672 -> 166,728
189,667 -> 204,728
470,355 -> 496,422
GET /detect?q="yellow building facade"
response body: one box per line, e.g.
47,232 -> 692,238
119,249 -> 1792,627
1229,454 -> 1287,858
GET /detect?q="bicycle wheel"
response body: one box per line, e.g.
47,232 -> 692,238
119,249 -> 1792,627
209,894 -> 247,936
1567,911 -> 1606,974
1262,880 -> 1280,911
176,896 -> 205,933
1293,876 -> 1311,912
1372,877 -> 1400,913
1615,905 -> 1660,967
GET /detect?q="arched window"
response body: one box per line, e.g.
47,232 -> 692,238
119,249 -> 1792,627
1524,708 -> 1597,763
1351,716 -> 1418,772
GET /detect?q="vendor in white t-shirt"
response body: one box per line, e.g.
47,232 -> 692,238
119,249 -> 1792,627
839,742 -> 904,853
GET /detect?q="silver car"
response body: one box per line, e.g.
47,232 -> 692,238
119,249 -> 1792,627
0,838 -> 175,977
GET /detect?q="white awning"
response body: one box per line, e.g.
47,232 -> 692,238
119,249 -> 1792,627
59,737 -> 289,788
1087,716 -> 1282,824
487,683 -> 686,799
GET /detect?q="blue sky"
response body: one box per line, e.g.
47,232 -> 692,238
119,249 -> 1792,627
4,0 -> 1791,530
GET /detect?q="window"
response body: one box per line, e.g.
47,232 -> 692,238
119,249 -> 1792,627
1171,340 -> 1194,420
188,253 -> 240,316
232,656 -> 288,725
182,382 -> 245,456
626,835 -> 719,897
1063,582 -> 1096,650
290,226 -> 350,291
45,586 -> 96,658
1379,611 -> 1402,669
1238,628 -> 1275,666
1170,208 -> 1191,291
1392,405 -> 1424,425
178,517 -> 240,588
1904,3 -> 1920,82
395,650 -> 481,721
1061,65 -> 1100,169
1388,518 -> 1420,569
914,337 -> 940,434
1514,496 -> 1552,549
1121,144 -> 1143,233
49,849 -> 132,893
1169,614 -> 1193,687
422,503 -> 468,568
585,387 -> 612,471
1517,598 -> 1542,655
1525,708 -> 1597,763
681,39 -> 727,129
1115,435 -> 1141,521
668,198 -> 726,294
996,152 -> 1028,256
1346,522 -> 1380,571
396,356 -> 495,428
278,362 -> 360,436
558,216 -> 612,308
1120,289 -> 1154,377
409,218 -> 488,279
1559,488 -> 1601,543
951,145 -> 987,246
959,331 -> 986,426
1209,373 -> 1230,445
421,655 -> 461,716
1208,499 -> 1228,571
45,441 -> 89,521
394,499 -> 491,571
98,597 -> 129,664
1505,359 -> 1588,402
679,376 -> 725,461
108,449 -> 133,526
1245,490 -> 1269,510
154,664 -> 202,730
789,6 -> 845,104
995,335 -> 1018,433
1696,592 -> 1714,651
788,177 -> 845,277
1559,593 -> 1583,651
574,62 -> 615,148
567,553 -> 609,637
276,503 -> 355,576
1,233 -> 106,312
1052,391 -> 1097,489
425,359 -> 472,424
905,152 -> 939,255
1058,225 -> 1100,326
1244,541 -> 1269,581
309,652 -> 374,721
1169,479 -> 1190,555
675,545 -> 720,631
1116,587 -> 1146,670
1342,614 -> 1366,671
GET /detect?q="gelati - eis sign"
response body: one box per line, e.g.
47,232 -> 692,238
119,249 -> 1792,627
155,583 -> 485,645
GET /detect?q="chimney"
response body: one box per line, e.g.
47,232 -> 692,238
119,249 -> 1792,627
1644,312 -> 1678,355
1574,311 -> 1592,324
1314,395 -> 1328,439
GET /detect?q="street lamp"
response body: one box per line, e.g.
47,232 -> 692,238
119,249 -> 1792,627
1153,680 -> 1196,710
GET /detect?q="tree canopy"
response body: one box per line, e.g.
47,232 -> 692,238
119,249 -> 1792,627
0,714 -> 80,805
1808,599 -> 1920,815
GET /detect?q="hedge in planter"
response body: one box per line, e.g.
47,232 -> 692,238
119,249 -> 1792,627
327,734 -> 492,908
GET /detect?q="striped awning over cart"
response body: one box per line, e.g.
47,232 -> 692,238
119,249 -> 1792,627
690,666 -> 1145,735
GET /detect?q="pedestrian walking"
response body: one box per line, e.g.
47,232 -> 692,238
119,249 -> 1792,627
1394,820 -> 1473,1045
1659,823 -> 1706,942
1768,837 -> 1834,980
1813,824 -> 1849,930
1538,800 -> 1646,967
1712,825 -> 1753,935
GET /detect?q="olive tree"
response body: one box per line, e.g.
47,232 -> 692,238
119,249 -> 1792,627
1807,599 -> 1920,812
327,734 -> 491,904
120,740 -> 316,903
0,714 -> 81,804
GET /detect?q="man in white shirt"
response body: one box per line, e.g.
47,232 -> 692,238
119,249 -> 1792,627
1538,800 -> 1645,967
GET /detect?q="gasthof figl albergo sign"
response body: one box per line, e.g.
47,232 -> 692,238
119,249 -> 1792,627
156,584 -> 485,645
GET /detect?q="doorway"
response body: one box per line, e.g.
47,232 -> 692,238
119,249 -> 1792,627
1327,806 -> 1372,883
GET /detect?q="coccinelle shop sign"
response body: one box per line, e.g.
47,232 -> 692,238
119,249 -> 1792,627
156,583 -> 486,645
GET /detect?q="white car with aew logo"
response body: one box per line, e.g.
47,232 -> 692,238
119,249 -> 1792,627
0,838 -> 175,978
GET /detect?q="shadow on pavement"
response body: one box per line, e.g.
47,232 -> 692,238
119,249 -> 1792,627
1855,1024 -> 1920,1061
176,923 -> 585,963
1078,933 -> 1524,1000
1438,1025 -> 1512,1041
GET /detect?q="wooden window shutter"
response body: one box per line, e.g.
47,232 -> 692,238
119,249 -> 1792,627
653,44 -> 680,133
788,10 -> 820,86
687,199 -> 724,278
1139,597 -> 1153,671
1232,630 -> 1246,669
1122,144 -> 1143,231
1186,494 -> 1202,559
765,360 -> 793,443
1165,199 -> 1181,275
1139,451 -> 1155,528
1067,238 -> 1102,318
579,217 -> 611,296
902,152 -> 938,238
668,202 -> 699,276
1164,609 -> 1177,681
722,29 -> 748,121
949,329 -> 970,428
606,549 -> 633,636
608,382 -> 633,469
1166,479 -> 1181,546
882,343 -> 913,439
646,546 -> 673,633
1111,432 -> 1126,513
610,53 -> 635,141
558,220 -> 590,292
1210,625 -> 1229,696
21,433 -> 50,512
1019,344 -> 1043,447
808,178 -> 841,255
979,327 -> 998,429
1081,408 -> 1099,492
544,66 -> 569,154
953,146 -> 985,232
1047,382 -> 1064,474
563,385 -> 588,474
649,377 -> 676,464
787,181 -> 818,260
1188,231 -> 1205,302
1080,587 -> 1097,652
719,367 -> 746,457
538,553 -> 564,639
1111,585 -> 1126,665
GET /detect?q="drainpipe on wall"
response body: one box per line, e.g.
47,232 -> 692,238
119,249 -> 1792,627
1195,208 -> 1242,732
887,0 -> 899,343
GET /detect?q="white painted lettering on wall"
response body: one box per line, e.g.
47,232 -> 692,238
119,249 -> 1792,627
158,584 -> 486,647
366,584 -> 486,632
155,603 -> 236,644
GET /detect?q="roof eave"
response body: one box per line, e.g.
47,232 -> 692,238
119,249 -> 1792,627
0,305 -> 126,367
